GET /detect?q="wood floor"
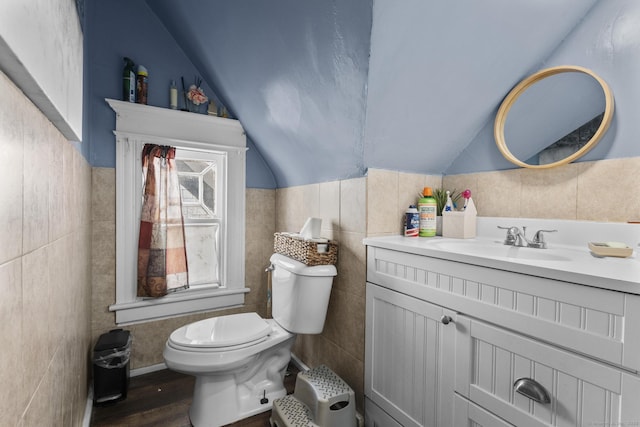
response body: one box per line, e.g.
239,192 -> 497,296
91,364 -> 299,427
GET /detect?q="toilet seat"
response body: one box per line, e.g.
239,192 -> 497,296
168,312 -> 272,352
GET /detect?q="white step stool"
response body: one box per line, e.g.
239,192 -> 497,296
270,365 -> 360,427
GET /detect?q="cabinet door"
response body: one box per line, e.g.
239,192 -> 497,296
453,394 -> 513,427
365,397 -> 403,427
365,282 -> 455,427
455,315 -> 640,427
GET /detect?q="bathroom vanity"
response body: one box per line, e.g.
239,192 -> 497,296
363,218 -> 640,427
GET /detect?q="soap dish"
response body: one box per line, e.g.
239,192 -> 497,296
588,242 -> 633,258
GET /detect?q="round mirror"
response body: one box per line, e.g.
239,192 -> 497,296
494,65 -> 614,169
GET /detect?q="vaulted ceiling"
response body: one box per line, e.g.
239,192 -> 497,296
146,0 -> 601,187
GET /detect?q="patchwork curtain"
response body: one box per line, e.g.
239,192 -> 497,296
137,144 -> 189,297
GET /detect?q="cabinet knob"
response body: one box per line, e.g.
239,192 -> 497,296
440,315 -> 452,325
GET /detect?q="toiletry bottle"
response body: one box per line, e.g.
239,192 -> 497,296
404,205 -> 419,237
208,98 -> 217,116
169,80 -> 178,110
444,190 -> 453,212
418,187 -> 437,237
122,57 -> 136,102
136,65 -> 148,105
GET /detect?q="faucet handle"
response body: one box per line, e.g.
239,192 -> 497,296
497,226 -> 519,245
531,229 -> 557,248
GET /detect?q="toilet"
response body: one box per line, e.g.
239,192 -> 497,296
163,253 -> 337,427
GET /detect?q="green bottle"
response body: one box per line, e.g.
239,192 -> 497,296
122,57 -> 136,102
418,187 -> 437,237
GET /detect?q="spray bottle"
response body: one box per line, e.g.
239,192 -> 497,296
122,57 -> 136,102
418,187 -> 437,237
136,65 -> 148,105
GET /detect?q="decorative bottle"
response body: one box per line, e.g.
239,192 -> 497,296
169,80 -> 178,110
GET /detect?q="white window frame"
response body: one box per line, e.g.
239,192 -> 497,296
106,99 -> 248,325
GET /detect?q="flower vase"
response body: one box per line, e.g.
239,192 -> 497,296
185,99 -> 207,114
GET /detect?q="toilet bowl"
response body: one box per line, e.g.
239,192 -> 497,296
163,253 -> 337,427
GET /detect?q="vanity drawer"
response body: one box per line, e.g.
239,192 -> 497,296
455,315 -> 640,427
367,247 -> 640,372
453,394 -> 513,427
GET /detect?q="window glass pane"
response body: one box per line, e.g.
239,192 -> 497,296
183,205 -> 213,219
184,223 -> 219,285
176,159 -> 208,173
202,167 -> 216,215
177,159 -> 217,219
179,175 -> 200,204
177,155 -> 220,286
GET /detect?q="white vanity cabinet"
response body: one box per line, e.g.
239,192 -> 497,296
365,282 -> 455,427
364,239 -> 640,427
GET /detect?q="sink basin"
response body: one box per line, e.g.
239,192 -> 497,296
430,239 -> 572,262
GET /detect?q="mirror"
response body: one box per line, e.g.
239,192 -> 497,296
494,65 -> 614,169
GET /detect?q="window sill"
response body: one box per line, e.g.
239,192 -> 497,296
109,287 -> 251,326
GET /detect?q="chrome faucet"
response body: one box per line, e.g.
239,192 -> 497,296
497,226 -> 557,249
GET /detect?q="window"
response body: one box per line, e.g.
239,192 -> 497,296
107,99 -> 248,325
176,151 -> 223,288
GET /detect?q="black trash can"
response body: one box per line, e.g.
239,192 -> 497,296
93,329 -> 132,406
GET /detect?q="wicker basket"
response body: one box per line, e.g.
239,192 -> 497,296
273,232 -> 338,266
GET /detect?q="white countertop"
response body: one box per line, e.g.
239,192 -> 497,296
364,217 -> 640,294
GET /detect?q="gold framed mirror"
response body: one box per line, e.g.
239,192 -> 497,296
494,65 -> 614,169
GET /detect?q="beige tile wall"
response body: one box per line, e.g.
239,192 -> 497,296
277,161 -> 638,413
276,178 -> 367,412
89,155 -> 638,416
366,169 -> 443,236
442,157 -> 640,222
90,179 -> 276,368
0,72 -> 92,426
275,169 -> 442,412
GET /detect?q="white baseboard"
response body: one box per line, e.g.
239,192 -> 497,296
82,385 -> 93,427
131,362 -> 167,377
290,353 -> 310,372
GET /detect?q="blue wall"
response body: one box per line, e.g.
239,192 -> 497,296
147,0 -> 372,188
363,0 -> 601,176
85,0 -> 640,188
84,0 -> 276,188
446,0 -> 640,174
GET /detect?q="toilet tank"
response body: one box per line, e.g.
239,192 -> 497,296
269,253 -> 337,334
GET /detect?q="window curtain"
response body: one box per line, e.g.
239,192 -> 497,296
137,144 -> 189,297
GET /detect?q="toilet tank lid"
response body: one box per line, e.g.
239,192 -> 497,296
270,253 -> 337,277
169,313 -> 271,348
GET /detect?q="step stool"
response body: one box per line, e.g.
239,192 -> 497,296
270,365 -> 360,427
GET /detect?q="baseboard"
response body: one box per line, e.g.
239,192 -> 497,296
82,385 -> 93,427
130,362 -> 167,377
290,353 -> 310,372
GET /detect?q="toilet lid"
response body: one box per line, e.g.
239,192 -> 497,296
169,312 -> 272,349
